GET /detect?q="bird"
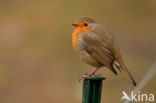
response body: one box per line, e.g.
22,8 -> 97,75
72,17 -> 137,86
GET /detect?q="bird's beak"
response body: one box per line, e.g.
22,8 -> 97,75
72,23 -> 78,27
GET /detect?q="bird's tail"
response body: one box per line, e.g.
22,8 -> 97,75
121,62 -> 137,86
114,60 -> 137,86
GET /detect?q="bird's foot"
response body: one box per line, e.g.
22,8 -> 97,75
78,72 -> 89,82
78,72 -> 102,82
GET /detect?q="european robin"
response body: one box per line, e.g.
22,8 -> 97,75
72,17 -> 136,86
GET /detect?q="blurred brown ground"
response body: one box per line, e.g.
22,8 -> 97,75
0,0 -> 156,103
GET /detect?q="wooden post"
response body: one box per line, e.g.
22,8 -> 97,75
82,76 -> 105,103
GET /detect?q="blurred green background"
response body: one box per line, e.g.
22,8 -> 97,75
0,0 -> 156,103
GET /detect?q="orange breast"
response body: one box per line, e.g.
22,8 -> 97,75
72,27 -> 91,50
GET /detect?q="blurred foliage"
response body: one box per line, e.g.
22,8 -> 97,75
0,0 -> 156,103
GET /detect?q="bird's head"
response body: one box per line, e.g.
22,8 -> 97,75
72,17 -> 96,33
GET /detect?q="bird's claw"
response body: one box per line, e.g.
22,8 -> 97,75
79,73 -> 89,82
78,73 -> 102,82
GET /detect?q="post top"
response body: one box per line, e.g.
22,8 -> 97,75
84,75 -> 106,80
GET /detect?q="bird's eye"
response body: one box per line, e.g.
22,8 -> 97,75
83,23 -> 88,27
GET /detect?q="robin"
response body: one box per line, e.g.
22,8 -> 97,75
72,17 -> 136,86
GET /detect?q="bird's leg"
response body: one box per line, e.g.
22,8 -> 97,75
89,68 -> 99,76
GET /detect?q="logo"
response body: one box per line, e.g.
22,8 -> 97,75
121,91 -> 155,102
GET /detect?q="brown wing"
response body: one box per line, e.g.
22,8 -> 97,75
81,33 -> 118,75
93,25 -> 120,59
